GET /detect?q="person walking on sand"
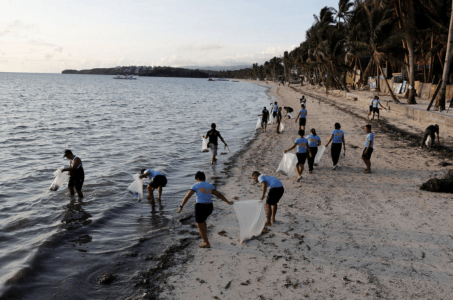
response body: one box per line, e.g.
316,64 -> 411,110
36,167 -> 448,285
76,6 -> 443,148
307,128 -> 321,173
300,96 -> 306,106
178,171 -> 233,248
371,96 -> 387,121
203,123 -> 228,164
272,101 -> 279,119
325,123 -> 346,170
420,124 -> 440,151
252,171 -> 284,226
284,130 -> 312,181
295,103 -> 308,131
276,107 -> 283,133
258,107 -> 269,133
140,169 -> 167,203
366,97 -> 375,120
362,125 -> 374,174
62,150 -> 84,198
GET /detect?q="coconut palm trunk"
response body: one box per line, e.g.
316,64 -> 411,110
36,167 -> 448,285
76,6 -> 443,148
436,1 -> 453,111
378,64 -> 400,103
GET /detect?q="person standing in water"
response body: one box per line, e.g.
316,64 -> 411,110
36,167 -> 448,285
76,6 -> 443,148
252,171 -> 284,226
295,103 -> 307,131
362,124 -> 374,174
307,128 -> 321,173
284,129 -> 312,181
325,123 -> 346,170
203,123 -> 228,164
178,171 -> 233,248
140,169 -> 167,202
62,150 -> 84,198
258,107 -> 269,133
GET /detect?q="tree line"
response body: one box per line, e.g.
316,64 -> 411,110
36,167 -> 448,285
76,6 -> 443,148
63,67 -> 220,78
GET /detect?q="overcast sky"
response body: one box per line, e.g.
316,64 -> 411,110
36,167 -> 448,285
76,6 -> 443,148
0,0 -> 339,73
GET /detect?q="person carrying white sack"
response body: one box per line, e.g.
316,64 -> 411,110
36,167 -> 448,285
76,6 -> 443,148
62,150 -> 84,198
252,171 -> 284,226
307,128 -> 321,173
284,130 -> 312,181
140,169 -> 167,203
178,171 -> 233,249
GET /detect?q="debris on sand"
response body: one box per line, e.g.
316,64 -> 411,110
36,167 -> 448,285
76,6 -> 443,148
420,170 -> 453,193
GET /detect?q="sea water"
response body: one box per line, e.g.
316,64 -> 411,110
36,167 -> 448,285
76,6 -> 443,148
0,73 -> 271,298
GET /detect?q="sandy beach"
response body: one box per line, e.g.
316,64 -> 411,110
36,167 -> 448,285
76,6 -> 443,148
155,81 -> 453,300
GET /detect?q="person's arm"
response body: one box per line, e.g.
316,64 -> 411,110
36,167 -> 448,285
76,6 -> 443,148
306,142 -> 312,157
342,136 -> 346,153
379,102 -> 387,110
284,143 -> 297,153
260,182 -> 267,200
62,158 -> 81,172
295,113 -> 300,122
219,134 -> 227,146
139,172 -> 150,179
178,190 -> 195,213
326,135 -> 333,147
317,140 -> 322,146
365,137 -> 372,154
212,190 -> 233,205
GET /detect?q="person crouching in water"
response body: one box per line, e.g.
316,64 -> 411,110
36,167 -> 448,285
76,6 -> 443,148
362,124 -> 374,173
307,128 -> 321,173
203,123 -> 228,165
325,122 -> 346,170
178,171 -> 233,248
252,171 -> 284,226
284,130 -> 312,181
62,150 -> 84,198
140,169 -> 167,203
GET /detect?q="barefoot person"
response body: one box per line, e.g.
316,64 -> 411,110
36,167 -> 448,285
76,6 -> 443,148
366,97 -> 374,120
307,128 -> 321,173
203,123 -> 228,164
362,125 -> 374,173
325,123 -> 346,170
272,101 -> 279,120
258,107 -> 269,133
284,130 -> 312,181
420,124 -> 440,151
62,150 -> 84,198
252,171 -> 284,226
295,104 -> 307,130
178,171 -> 233,248
371,96 -> 387,121
140,169 -> 167,202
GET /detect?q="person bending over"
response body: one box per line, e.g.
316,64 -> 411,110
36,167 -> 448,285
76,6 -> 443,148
420,124 -> 440,151
178,171 -> 233,248
295,103 -> 308,131
258,107 -> 269,133
362,125 -> 374,174
203,123 -> 228,164
284,129 -> 312,181
252,171 -> 284,226
140,169 -> 167,203
62,150 -> 84,198
325,122 -> 346,170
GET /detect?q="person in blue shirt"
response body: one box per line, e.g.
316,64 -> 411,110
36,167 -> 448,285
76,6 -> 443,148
272,101 -> 279,119
252,171 -> 284,226
178,171 -> 232,249
307,128 -> 322,173
140,169 -> 167,203
284,129 -> 312,181
325,123 -> 346,170
371,96 -> 387,121
362,124 -> 374,173
295,104 -> 308,130
366,97 -> 375,120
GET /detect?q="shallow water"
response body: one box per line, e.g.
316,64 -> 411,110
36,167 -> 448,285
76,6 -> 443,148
0,73 -> 270,298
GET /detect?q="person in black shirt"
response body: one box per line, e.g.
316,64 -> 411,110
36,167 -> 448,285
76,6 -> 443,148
276,107 -> 283,133
62,149 -> 84,198
258,107 -> 269,133
420,124 -> 440,150
203,123 -> 228,164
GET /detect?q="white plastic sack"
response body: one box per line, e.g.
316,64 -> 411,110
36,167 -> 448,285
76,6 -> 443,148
287,113 -> 296,119
201,136 -> 209,152
314,146 -> 326,166
276,153 -> 298,177
255,117 -> 261,130
127,174 -> 146,200
268,113 -> 274,124
279,123 -> 285,132
233,200 -> 266,243
425,136 -> 431,147
49,167 -> 69,191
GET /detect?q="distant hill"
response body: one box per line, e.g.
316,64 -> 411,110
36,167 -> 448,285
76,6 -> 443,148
182,65 -> 251,71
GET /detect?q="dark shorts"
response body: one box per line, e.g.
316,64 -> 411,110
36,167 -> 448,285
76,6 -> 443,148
373,107 -> 379,113
362,147 -> 373,160
299,118 -> 306,126
195,203 -> 213,223
266,187 -> 284,206
369,105 -> 373,112
273,111 -> 277,118
68,176 -> 84,191
296,153 -> 307,165
149,175 -> 167,189
261,119 -> 268,127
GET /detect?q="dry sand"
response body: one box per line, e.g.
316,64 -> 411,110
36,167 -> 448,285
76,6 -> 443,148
158,81 -> 453,300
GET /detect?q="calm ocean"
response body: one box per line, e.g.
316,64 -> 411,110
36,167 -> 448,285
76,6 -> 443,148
0,73 -> 271,299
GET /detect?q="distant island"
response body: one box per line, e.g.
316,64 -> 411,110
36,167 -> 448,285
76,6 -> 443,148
62,66 -> 224,78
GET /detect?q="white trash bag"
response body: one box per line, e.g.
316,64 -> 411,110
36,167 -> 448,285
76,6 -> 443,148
314,146 -> 326,166
287,113 -> 296,119
255,117 -> 261,130
234,200 -> 266,243
425,136 -> 431,147
127,174 -> 146,201
276,153 -> 298,177
268,113 -> 274,124
279,123 -> 285,132
201,136 -> 209,152
49,167 -> 69,191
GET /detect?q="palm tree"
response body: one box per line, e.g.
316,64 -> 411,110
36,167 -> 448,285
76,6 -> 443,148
436,0 -> 453,110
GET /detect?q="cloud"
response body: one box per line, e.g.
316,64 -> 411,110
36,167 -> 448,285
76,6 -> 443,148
178,41 -> 224,51
0,20 -> 35,37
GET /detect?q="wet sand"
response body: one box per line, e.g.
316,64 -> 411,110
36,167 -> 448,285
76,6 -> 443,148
156,81 -> 453,300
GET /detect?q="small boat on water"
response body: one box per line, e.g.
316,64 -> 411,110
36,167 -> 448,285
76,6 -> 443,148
217,78 -> 229,81
113,74 -> 137,80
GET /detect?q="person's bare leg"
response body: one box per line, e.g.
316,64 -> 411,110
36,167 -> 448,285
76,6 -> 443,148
371,112 -> 375,120
197,221 -> 210,248
265,204 -> 272,226
366,111 -> 371,120
68,187 -> 75,196
147,186 -> 155,203
377,113 -> 380,121
362,156 -> 371,172
157,186 -> 162,201
271,204 -> 278,223
76,189 -> 83,198
295,165 -> 302,177
276,123 -> 279,133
